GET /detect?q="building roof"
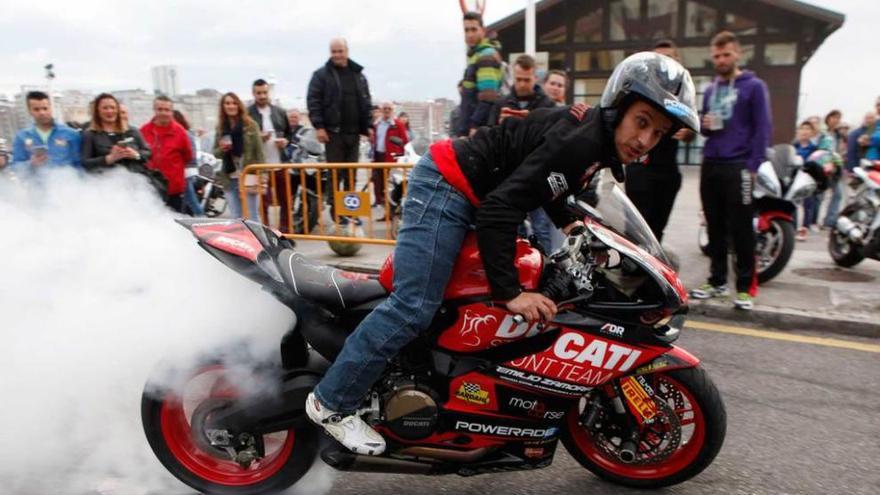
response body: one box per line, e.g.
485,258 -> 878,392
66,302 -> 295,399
488,0 -> 844,33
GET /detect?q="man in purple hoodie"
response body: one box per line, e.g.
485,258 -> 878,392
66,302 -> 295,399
690,31 -> 772,311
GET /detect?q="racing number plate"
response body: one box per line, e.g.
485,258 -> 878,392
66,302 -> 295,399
620,376 -> 658,423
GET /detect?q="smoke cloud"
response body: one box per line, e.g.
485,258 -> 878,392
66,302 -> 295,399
0,168 -> 332,494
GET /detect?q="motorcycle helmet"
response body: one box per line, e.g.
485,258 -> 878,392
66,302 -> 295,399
600,52 -> 699,134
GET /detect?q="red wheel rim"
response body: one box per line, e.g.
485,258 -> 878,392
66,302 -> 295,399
159,365 -> 296,486
568,374 -> 706,480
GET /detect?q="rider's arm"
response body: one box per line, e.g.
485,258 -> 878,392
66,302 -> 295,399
475,116 -> 600,301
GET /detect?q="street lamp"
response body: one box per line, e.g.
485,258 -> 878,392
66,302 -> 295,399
44,63 -> 59,121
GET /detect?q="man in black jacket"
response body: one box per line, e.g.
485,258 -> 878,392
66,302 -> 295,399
248,78 -> 294,231
306,53 -> 700,456
307,38 -> 373,218
488,54 -> 555,126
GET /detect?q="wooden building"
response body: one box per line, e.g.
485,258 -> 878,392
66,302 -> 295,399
488,0 -> 844,163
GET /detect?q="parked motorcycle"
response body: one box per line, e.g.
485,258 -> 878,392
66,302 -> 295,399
698,144 -> 819,283
191,152 -> 227,217
828,158 -> 880,266
141,180 -> 726,494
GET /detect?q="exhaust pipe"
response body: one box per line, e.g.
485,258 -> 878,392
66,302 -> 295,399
618,440 -> 638,464
321,447 -> 435,474
836,216 -> 864,243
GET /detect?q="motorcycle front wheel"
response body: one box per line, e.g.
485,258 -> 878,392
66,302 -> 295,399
562,366 -> 726,489
756,218 -> 795,283
828,224 -> 865,267
141,362 -> 317,495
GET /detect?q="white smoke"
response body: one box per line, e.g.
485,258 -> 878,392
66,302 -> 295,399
0,168 -> 333,494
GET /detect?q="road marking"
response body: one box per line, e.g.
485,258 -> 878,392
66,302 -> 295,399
685,320 -> 880,354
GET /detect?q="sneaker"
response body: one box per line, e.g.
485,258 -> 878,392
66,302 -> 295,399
796,227 -> 808,242
733,292 -> 754,310
305,392 -> 386,456
689,283 -> 729,300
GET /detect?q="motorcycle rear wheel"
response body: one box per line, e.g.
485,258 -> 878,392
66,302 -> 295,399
141,362 -> 317,495
562,366 -> 726,489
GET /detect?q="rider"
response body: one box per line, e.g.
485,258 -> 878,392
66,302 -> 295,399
306,52 -> 700,455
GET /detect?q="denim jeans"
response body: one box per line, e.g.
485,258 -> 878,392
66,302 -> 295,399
822,177 -> 843,227
184,176 -> 205,216
527,208 -> 556,254
802,193 -> 819,228
227,178 -> 260,221
314,152 -> 476,413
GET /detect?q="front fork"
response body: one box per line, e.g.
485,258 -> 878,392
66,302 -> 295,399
579,376 -> 660,464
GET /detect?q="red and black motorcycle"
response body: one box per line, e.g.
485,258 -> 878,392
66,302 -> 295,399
142,183 -> 726,494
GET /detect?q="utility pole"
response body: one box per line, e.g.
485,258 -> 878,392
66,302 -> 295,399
525,0 -> 536,55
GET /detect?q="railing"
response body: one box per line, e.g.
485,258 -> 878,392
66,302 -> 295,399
240,162 -> 414,245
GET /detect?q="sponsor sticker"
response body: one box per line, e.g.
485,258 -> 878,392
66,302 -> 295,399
599,322 -> 625,338
633,359 -> 669,375
454,421 -> 552,439
456,382 -> 491,405
495,366 -> 593,396
552,332 -> 642,371
524,447 -> 545,459
459,309 -> 498,347
620,376 -> 658,422
507,396 -> 565,420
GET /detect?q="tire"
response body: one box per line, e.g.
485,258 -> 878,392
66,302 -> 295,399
756,218 -> 795,284
141,362 -> 318,495
562,366 -> 727,489
828,227 -> 865,267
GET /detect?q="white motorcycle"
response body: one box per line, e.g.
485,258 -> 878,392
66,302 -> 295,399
828,159 -> 880,267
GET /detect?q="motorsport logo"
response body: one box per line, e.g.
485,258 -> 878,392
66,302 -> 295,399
508,397 -> 566,420
495,366 -> 593,396
456,382 -> 491,405
454,421 -> 555,439
342,193 -> 361,211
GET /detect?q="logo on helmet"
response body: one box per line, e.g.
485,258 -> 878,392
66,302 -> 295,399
663,98 -> 692,119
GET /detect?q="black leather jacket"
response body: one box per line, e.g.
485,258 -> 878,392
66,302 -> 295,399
307,59 -> 372,135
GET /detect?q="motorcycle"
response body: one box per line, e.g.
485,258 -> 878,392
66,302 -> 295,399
698,144 -> 819,283
285,127 -> 324,236
828,158 -> 880,266
191,152 -> 227,217
141,180 -> 726,494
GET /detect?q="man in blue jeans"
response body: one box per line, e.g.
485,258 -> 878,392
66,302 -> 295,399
306,53 -> 700,455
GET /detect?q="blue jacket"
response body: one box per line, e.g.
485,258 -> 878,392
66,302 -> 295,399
11,123 -> 82,171
867,127 -> 880,161
847,126 -> 867,171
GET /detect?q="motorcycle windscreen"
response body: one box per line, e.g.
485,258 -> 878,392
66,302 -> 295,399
585,178 -> 669,265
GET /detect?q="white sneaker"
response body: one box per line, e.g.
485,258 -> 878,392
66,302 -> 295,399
305,392 -> 386,456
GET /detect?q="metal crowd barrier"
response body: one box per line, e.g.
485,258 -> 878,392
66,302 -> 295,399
240,162 -> 414,245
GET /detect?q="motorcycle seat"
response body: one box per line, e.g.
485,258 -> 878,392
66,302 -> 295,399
277,249 -> 388,310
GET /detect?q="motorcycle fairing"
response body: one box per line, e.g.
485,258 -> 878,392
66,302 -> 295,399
378,234 -> 543,298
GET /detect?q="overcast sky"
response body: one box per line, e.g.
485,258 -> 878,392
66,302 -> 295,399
1,0 -> 875,128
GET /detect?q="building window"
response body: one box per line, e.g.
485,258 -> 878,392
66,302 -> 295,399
610,0 -> 642,41
679,46 -> 712,70
646,0 -> 678,39
740,44 -> 755,66
549,51 -> 566,71
575,50 -> 626,72
765,43 -> 797,65
539,25 -> 567,45
685,1 -> 717,38
573,78 -> 607,105
724,13 -> 757,36
574,8 -> 603,43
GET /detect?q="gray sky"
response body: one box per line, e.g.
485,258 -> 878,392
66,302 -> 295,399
1,0 -> 875,129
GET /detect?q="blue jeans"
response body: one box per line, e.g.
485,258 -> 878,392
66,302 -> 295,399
314,152 -> 476,413
227,178 -> 260,221
184,176 -> 204,216
528,208 -> 557,253
802,194 -> 819,228
822,177 -> 843,227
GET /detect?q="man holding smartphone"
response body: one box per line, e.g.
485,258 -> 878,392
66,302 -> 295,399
11,91 -> 81,171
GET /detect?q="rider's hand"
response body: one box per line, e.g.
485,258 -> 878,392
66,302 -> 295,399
316,128 -> 330,144
507,292 -> 557,323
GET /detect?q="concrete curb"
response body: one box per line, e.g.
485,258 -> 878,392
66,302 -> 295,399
330,262 -> 880,340
688,300 -> 880,338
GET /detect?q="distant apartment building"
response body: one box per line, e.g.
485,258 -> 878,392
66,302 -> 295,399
397,99 -> 456,141
0,96 -> 17,142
